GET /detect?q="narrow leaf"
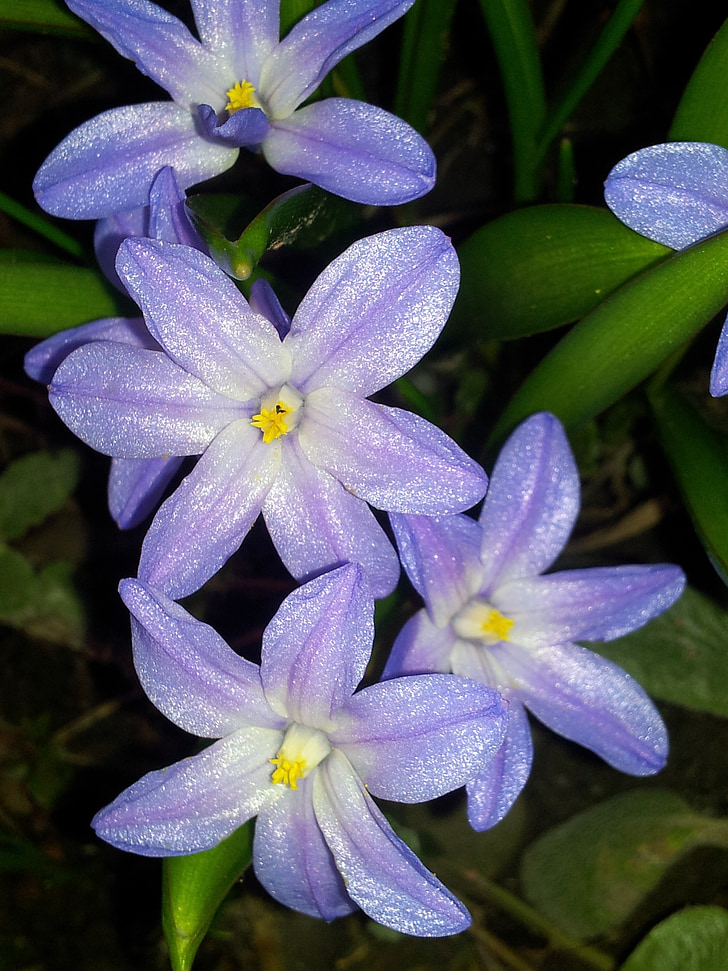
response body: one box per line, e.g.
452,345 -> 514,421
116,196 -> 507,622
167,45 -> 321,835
622,906 -> 728,971
395,0 -> 458,134
0,0 -> 91,36
670,17 -> 728,146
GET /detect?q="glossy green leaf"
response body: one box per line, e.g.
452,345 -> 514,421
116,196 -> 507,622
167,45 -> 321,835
621,906 -> 728,971
452,205 -> 670,340
489,227 -> 728,444
670,17 -> 728,146
0,0 -> 90,35
163,822 -> 253,971
0,253 -> 130,336
0,450 -> 80,543
521,790 -> 728,940
395,0 -> 457,134
594,587 -> 728,718
647,382 -> 728,583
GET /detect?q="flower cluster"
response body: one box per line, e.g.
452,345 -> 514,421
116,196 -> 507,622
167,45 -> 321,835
25,0 -> 686,941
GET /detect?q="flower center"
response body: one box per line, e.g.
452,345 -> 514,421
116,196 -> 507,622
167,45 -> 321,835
251,385 -> 303,444
452,599 -> 514,645
225,79 -> 263,114
270,723 -> 331,790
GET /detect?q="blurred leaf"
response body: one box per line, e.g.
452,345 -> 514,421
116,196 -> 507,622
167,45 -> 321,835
521,790 -> 728,940
453,205 -> 670,340
0,546 -> 37,615
670,17 -> 728,146
595,587 -> 728,719
489,227 -> 728,445
0,828 -> 63,875
279,0 -> 316,36
647,382 -> 728,583
621,906 -> 728,970
187,185 -> 357,281
0,451 -> 80,543
0,193 -> 84,259
163,822 -> 254,971
395,0 -> 457,134
0,0 -> 91,36
0,554 -> 84,648
0,253 -> 130,336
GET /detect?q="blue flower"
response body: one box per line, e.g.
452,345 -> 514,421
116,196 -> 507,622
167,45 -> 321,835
47,226 -> 487,598
93,564 -> 507,935
33,0 -> 436,218
384,412 -> 686,831
604,141 -> 728,395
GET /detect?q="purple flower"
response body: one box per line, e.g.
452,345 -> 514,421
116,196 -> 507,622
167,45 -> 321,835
384,412 -> 686,831
47,226 -> 487,598
93,564 -> 507,934
604,141 -> 728,395
33,0 -> 435,218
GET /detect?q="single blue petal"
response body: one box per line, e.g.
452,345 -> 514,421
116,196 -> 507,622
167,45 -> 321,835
24,316 -> 155,385
253,781 -> 355,920
464,702 -> 533,831
477,412 -> 580,593
119,578 -> 281,737
263,99 -> 435,205
710,312 -> 728,396
331,673 -> 506,803
190,0 -> 278,82
382,610 -> 456,679
299,390 -> 487,514
138,419 -> 279,599
49,342 -> 244,458
198,103 -> 270,146
314,750 -> 472,936
147,166 -> 205,249
389,512 -> 484,628
262,0 -> 414,115
249,278 -> 291,339
108,455 -> 184,529
95,207 -> 149,290
504,640 -> 669,775
260,563 -> 374,726
92,729 -> 283,856
34,103 -> 236,219
286,226 -> 458,397
604,141 -> 728,249
261,434 -> 400,599
494,565 -> 686,646
117,239 -> 291,399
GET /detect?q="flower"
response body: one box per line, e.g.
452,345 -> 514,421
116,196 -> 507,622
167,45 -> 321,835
383,412 -> 686,831
604,141 -> 728,395
33,0 -> 435,218
47,226 -> 487,598
93,564 -> 508,935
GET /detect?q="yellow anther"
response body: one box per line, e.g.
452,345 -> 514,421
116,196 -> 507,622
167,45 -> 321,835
452,599 -> 515,645
225,80 -> 261,113
270,756 -> 305,790
251,402 -> 292,443
481,608 -> 514,641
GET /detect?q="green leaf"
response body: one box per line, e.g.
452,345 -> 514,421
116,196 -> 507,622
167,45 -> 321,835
594,587 -> 728,719
670,17 -> 728,146
521,790 -> 728,940
647,383 -> 728,583
489,227 -> 728,445
452,205 -> 670,340
0,451 -> 80,543
0,546 -> 38,616
621,906 -> 728,971
0,254 -> 130,336
0,0 -> 91,36
394,0 -> 457,134
163,822 -> 253,971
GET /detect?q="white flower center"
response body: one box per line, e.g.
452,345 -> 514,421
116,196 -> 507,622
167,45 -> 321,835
251,384 -> 303,443
270,723 -> 331,790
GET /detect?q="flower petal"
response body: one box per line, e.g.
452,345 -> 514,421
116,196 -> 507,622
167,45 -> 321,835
147,165 -> 206,248
710,312 -> 728,396
49,342 -> 243,458
92,729 -> 282,856
383,609 -> 456,679
504,640 -> 669,775
604,141 -> 728,249
300,390 -> 487,514
262,435 -> 400,598
494,565 -> 686,646
33,103 -> 235,219
138,419 -> 279,598
286,225 -> 457,396
120,578 -> 280,737
117,239 -> 291,398
464,702 -> 533,831
190,0 -> 278,81
261,0 -> 414,114
260,563 -> 374,726
389,512 -> 484,628
108,455 -> 184,529
263,99 -> 435,205
249,278 -> 291,339
253,783 -> 355,920
67,0 -> 223,106
197,103 -> 270,146
477,412 -> 580,592
314,750 -> 471,936
332,673 -> 506,802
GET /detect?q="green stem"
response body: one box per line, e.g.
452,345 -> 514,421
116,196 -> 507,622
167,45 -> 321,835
0,190 -> 85,259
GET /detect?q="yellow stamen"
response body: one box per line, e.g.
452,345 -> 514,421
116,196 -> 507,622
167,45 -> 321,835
452,599 -> 515,645
270,756 -> 304,790
481,608 -> 514,641
225,80 -> 261,114
269,723 -> 332,791
251,402 -> 292,443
